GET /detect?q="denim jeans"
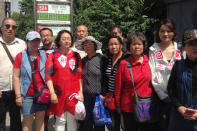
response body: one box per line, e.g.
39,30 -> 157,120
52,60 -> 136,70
0,91 -> 22,131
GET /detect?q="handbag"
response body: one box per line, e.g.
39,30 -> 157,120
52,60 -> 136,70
104,93 -> 116,110
33,85 -> 50,105
126,58 -> 160,123
69,93 -> 86,120
93,94 -> 112,126
27,50 -> 50,105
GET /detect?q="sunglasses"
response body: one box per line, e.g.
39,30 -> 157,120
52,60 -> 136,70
5,24 -> 17,30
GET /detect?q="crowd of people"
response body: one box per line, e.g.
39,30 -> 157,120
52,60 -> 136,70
0,17 -> 197,131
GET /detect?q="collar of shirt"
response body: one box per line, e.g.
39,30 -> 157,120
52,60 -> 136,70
129,54 -> 148,66
0,37 -> 19,45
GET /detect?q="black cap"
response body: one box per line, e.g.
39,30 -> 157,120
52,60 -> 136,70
183,29 -> 197,44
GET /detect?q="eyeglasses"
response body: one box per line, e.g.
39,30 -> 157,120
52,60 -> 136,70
77,30 -> 87,33
60,37 -> 71,41
5,24 -> 17,30
41,34 -> 52,38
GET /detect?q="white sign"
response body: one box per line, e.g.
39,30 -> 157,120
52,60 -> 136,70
37,3 -> 70,25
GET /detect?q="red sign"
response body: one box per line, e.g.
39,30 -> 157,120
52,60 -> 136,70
37,4 -> 48,11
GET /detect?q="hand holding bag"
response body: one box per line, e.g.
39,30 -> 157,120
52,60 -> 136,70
93,94 -> 112,126
27,50 -> 50,105
126,58 -> 160,123
69,93 -> 86,120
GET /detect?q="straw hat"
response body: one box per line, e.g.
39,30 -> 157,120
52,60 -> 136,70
75,36 -> 102,51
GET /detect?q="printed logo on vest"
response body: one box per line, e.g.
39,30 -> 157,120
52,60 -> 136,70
58,55 -> 67,68
69,58 -> 76,70
155,51 -> 163,60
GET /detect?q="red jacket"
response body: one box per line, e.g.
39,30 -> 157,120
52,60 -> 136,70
115,55 -> 153,113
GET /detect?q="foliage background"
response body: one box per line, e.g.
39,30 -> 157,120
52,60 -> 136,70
74,0 -> 157,51
12,0 -> 34,40
74,0 -> 166,53
11,0 -> 166,52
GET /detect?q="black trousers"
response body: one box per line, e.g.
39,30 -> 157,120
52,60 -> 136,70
122,111 -> 160,131
110,109 -> 121,131
159,100 -> 172,131
0,91 -> 22,131
79,94 -> 105,131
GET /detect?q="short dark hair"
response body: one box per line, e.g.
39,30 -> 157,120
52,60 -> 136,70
155,18 -> 177,43
40,28 -> 53,36
108,35 -> 124,45
111,26 -> 122,33
126,32 -> 148,52
55,30 -> 73,48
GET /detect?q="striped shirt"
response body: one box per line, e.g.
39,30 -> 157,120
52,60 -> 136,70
105,57 -> 121,93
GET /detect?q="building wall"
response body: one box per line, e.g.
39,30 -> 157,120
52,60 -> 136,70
11,0 -> 20,13
0,0 -> 5,26
164,0 -> 197,41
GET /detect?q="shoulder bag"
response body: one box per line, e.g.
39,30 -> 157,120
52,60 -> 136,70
126,58 -> 160,123
26,50 -> 50,105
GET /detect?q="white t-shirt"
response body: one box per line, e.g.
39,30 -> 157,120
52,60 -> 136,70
0,37 -> 26,91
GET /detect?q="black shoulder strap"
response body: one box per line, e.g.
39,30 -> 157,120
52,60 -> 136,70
53,51 -> 56,64
126,58 -> 135,90
26,50 -> 38,89
0,41 -> 14,64
74,52 -> 79,68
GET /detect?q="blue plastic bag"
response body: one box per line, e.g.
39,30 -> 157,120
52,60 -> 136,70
93,94 -> 112,126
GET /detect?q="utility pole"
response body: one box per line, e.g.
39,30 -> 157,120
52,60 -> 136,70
4,0 -> 11,17
33,0 -> 37,31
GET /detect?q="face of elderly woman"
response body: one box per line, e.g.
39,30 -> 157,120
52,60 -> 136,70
108,38 -> 122,55
59,32 -> 72,49
27,38 -> 40,50
82,40 -> 96,55
129,38 -> 144,57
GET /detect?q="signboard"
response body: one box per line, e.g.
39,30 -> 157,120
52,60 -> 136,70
37,3 -> 70,25
35,0 -> 73,39
37,25 -> 71,40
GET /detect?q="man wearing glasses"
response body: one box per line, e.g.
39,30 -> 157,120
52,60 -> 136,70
0,18 -> 26,131
39,28 -> 55,55
39,27 -> 55,131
